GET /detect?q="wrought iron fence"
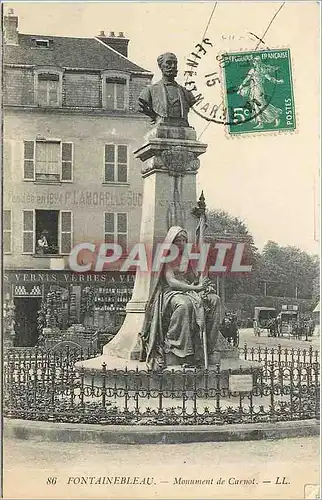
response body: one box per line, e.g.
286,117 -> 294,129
241,344 -> 320,366
3,345 -> 320,426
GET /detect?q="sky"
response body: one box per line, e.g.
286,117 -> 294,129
4,1 -> 321,255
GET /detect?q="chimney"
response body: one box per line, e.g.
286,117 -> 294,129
4,8 -> 19,45
96,30 -> 129,57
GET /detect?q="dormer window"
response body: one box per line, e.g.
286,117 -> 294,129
38,74 -> 59,106
34,67 -> 63,107
101,71 -> 130,111
35,39 -> 50,48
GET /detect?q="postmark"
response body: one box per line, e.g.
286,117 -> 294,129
184,38 -> 296,134
222,49 -> 296,134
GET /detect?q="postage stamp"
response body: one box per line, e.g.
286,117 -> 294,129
222,48 -> 296,134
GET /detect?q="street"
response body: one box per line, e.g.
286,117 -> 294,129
3,435 -> 320,499
239,328 -> 320,350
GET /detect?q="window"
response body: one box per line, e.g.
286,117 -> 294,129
104,144 -> 128,183
101,71 -> 129,111
105,78 -> 126,110
35,141 -> 60,181
35,39 -> 50,48
34,68 -> 62,107
22,209 -> 73,255
37,73 -> 60,106
3,210 -> 12,254
104,212 -> 128,252
23,140 -> 73,182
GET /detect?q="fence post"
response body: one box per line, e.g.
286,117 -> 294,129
101,362 -> 107,408
277,344 -> 282,367
135,367 -> 140,417
124,366 -> 129,413
182,367 -> 186,417
314,363 -> 320,420
79,367 -> 85,410
48,358 -> 56,421
269,364 -> 275,420
158,368 -> 164,416
308,345 -> 313,366
193,367 -> 198,423
215,364 -> 221,414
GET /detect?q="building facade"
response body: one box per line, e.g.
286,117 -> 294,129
3,9 -> 152,347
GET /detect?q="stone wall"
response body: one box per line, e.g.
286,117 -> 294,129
3,67 -> 150,110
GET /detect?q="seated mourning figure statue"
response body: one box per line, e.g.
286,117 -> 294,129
139,226 -> 235,369
138,52 -> 196,127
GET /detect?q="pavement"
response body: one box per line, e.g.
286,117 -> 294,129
3,436 -> 320,499
239,328 -> 320,351
3,329 -> 320,499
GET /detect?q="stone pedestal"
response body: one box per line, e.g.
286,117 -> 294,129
75,353 -> 262,392
102,125 -> 207,361
76,123 -> 258,383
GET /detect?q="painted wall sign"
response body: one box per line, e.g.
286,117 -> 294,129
4,270 -> 135,285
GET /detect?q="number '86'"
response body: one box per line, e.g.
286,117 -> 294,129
46,477 -> 57,485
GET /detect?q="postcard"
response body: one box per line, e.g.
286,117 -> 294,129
2,2 -> 320,499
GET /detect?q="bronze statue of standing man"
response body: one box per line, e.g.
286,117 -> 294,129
138,53 -> 196,127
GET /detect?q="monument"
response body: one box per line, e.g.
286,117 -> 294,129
76,53 -> 259,382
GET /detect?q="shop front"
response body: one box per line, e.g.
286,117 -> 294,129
3,270 -> 135,348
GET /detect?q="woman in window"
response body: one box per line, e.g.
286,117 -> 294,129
37,230 -> 49,254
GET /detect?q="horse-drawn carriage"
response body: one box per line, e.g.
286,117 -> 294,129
253,307 -> 277,336
277,305 -> 300,337
277,306 -> 315,339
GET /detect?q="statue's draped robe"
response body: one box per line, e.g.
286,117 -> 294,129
139,226 -> 229,369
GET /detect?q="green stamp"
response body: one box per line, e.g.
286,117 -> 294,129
222,49 -> 296,134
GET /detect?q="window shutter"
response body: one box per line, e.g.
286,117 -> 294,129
116,82 -> 126,110
60,211 -> 72,254
104,145 -> 115,182
117,145 -> 128,182
104,212 -> 115,243
105,81 -> 115,110
61,143 -> 73,181
3,210 -> 12,254
23,210 -> 34,253
117,212 -> 128,251
23,141 -> 35,180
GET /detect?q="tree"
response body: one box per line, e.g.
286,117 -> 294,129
205,209 -> 261,299
258,241 -> 319,299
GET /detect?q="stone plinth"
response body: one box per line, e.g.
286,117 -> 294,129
75,354 -> 262,392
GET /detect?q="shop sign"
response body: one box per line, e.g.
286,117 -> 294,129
5,270 -> 135,286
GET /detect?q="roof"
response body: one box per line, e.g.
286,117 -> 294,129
313,301 -> 320,313
4,34 -> 151,74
